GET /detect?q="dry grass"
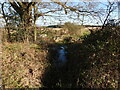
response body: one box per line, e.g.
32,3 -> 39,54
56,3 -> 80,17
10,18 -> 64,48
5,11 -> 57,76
2,26 -> 119,88
2,42 -> 49,88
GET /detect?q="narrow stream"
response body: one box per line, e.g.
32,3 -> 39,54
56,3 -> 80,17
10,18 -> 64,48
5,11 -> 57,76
57,46 -> 67,67
42,45 -> 69,87
50,46 -> 68,67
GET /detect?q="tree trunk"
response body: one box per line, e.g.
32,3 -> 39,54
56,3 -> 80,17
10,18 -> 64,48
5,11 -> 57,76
34,25 -> 37,42
7,27 -> 11,42
21,6 -> 32,43
33,5 -> 37,42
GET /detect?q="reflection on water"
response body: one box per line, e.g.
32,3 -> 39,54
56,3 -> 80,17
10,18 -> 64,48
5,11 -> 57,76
57,46 -> 67,67
49,46 -> 68,67
42,46 -> 68,87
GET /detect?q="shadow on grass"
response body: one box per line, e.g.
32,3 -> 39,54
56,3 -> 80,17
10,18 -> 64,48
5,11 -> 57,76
41,42 -> 87,88
40,28 -> 119,88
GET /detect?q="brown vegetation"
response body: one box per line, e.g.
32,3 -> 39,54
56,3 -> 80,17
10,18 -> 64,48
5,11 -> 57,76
2,43 -> 49,88
1,26 -> 119,88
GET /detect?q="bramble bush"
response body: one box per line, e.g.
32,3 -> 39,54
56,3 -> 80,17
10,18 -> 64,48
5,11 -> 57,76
59,27 -> 119,88
80,27 -> 119,88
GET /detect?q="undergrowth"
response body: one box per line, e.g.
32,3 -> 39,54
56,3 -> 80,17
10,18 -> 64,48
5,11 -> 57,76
2,43 -> 49,88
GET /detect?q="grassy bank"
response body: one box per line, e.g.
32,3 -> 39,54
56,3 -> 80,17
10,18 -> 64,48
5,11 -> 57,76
2,27 -> 119,88
2,42 -> 49,88
68,28 -> 119,88
41,27 -> 119,88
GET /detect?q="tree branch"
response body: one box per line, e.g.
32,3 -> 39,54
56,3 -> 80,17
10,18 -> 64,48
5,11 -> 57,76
8,0 -> 23,16
52,1 -> 98,14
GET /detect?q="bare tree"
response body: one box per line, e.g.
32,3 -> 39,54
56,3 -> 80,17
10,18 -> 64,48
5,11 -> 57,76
1,0 -> 109,42
8,0 -> 36,42
1,3 -> 12,42
101,1 -> 116,29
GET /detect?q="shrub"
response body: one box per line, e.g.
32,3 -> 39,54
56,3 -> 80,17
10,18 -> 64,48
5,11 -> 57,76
80,27 -> 119,88
60,27 -> 119,88
64,22 -> 82,35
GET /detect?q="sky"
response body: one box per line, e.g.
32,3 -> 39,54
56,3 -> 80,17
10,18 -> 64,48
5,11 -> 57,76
0,0 -> 119,27
35,1 -> 119,26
